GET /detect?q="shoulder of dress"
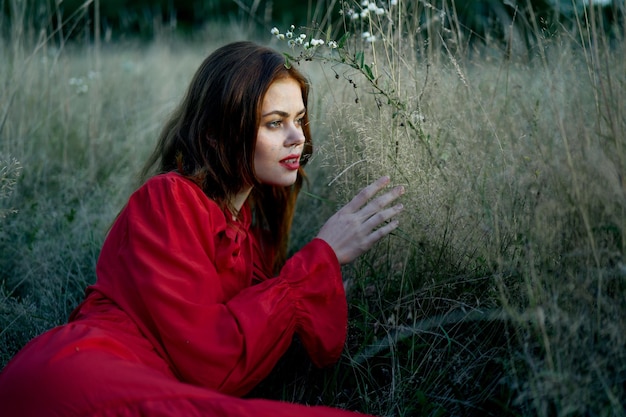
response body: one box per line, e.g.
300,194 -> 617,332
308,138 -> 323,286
143,171 -> 200,192
141,172 -> 218,206
127,173 -> 226,226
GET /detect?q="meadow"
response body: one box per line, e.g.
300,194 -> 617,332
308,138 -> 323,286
1,1 -> 625,416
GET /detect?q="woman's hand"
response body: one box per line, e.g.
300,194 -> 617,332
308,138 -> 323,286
316,176 -> 405,265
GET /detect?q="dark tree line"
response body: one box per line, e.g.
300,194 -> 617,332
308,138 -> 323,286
1,0 -> 330,39
1,1 -> 623,47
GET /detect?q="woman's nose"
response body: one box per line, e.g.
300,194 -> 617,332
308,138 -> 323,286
285,123 -> 305,147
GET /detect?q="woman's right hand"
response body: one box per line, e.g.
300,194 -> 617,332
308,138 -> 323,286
316,176 -> 405,265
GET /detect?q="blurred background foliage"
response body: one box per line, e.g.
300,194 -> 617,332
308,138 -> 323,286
1,0 -> 623,44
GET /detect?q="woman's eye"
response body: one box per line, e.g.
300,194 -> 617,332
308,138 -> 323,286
267,120 -> 282,128
295,117 -> 305,126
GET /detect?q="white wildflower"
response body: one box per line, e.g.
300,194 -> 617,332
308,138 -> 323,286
69,77 -> 88,94
270,27 -> 279,35
328,40 -> 338,49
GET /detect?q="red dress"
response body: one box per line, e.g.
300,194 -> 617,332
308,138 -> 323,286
0,173 -> 368,417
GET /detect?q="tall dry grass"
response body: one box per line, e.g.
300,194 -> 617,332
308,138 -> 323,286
265,1 -> 626,415
1,0 -> 625,416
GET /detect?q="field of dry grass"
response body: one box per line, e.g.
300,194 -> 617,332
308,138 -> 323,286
1,1 -> 625,415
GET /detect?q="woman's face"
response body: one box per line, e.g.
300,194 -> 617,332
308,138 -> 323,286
254,77 -> 306,187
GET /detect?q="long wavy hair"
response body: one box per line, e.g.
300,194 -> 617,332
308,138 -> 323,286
141,41 -> 313,272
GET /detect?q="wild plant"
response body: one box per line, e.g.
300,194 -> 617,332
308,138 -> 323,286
266,1 -> 626,415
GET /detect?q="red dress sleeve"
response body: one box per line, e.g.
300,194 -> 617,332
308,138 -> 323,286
83,173 -> 347,397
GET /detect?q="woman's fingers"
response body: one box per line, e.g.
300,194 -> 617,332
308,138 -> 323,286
342,176 -> 391,213
358,185 -> 405,222
367,217 -> 400,245
363,201 -> 404,231
317,177 -> 405,265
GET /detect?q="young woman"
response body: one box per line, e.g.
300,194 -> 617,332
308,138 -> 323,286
0,41 -> 404,417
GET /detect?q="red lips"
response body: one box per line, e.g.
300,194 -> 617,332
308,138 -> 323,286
279,154 -> 301,170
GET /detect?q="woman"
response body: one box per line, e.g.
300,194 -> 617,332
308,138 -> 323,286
0,41 -> 404,417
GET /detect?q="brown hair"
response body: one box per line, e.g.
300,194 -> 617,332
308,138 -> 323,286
141,41 -> 313,272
